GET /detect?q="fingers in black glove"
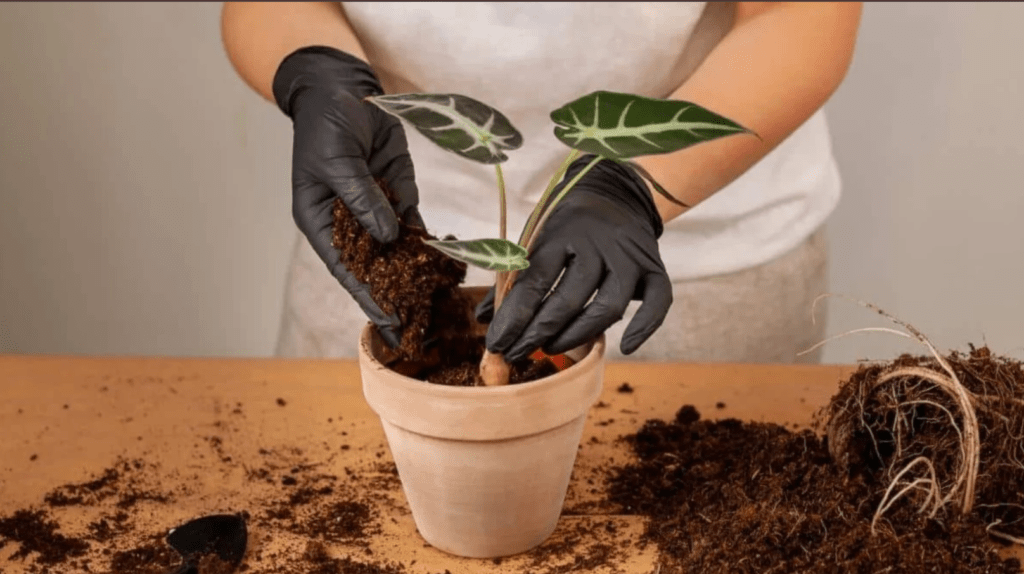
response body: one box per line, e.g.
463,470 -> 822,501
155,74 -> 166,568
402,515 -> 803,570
620,271 -> 673,354
542,265 -> 673,357
288,87 -> 402,244
485,156 -> 673,361
506,250 -> 622,361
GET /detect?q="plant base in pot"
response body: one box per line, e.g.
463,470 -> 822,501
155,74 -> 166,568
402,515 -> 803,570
358,294 -> 606,558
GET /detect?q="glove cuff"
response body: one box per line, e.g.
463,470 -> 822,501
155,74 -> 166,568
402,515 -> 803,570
272,45 -> 384,118
564,155 -> 665,239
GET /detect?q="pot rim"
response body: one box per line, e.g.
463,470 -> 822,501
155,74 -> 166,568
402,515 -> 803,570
358,285 -> 607,440
358,322 -> 605,398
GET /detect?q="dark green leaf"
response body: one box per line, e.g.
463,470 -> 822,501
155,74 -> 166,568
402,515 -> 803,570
550,91 -> 752,159
368,93 -> 523,164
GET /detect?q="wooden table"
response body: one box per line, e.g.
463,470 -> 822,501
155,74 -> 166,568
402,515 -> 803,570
0,356 -> 1019,573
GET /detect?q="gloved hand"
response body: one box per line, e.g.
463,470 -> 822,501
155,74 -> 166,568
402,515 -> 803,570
273,46 -> 423,348
476,155 -> 673,362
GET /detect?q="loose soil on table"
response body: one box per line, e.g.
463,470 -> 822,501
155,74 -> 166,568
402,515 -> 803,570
0,400 -> 621,574
606,345 -> 1024,573
0,434 -> 417,573
331,179 -> 558,386
3,347 -> 1021,573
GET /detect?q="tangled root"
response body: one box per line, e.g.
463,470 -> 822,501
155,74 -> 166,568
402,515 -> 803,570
805,294 -> 1024,544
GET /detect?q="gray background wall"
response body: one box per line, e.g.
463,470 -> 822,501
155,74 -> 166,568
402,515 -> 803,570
1,2 -> 1022,364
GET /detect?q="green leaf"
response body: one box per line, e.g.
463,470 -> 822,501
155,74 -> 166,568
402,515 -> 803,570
423,238 -> 529,272
368,93 -> 523,164
550,90 -> 752,159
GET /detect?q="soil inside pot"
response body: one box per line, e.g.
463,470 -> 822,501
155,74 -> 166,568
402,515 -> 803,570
331,178 -> 564,386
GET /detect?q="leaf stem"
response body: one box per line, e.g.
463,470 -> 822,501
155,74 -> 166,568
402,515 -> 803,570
523,154 -> 603,252
518,149 -> 581,245
495,164 -> 508,311
496,164 -> 507,242
497,154 -> 603,307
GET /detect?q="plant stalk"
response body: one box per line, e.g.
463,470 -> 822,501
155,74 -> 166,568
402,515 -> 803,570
518,149 -> 581,245
483,155 -> 604,386
494,154 -> 603,332
483,164 -> 512,387
479,349 -> 511,387
523,154 -> 603,252
494,164 -> 509,311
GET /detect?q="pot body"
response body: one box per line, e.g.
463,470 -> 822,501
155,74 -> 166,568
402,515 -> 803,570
358,289 -> 606,558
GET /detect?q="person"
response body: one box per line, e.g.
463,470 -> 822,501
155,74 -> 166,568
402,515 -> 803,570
221,2 -> 862,364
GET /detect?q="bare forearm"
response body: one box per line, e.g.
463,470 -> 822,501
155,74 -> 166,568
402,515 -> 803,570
635,2 -> 862,223
220,2 -> 368,103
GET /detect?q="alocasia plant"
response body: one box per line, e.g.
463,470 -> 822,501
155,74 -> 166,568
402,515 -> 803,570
368,90 -> 752,386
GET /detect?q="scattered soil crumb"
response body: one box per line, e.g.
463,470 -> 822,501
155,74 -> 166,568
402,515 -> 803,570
0,509 -> 90,565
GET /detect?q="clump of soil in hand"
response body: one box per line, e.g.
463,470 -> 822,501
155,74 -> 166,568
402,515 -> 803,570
331,185 -> 471,365
332,178 -> 561,386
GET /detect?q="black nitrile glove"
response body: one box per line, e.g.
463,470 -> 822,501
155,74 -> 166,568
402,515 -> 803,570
476,155 -> 673,362
273,46 -> 423,349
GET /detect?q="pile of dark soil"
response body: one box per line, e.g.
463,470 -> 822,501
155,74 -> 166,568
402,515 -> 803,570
605,345 -> 1024,573
331,181 -> 560,386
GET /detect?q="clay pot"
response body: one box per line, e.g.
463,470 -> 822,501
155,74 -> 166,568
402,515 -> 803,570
359,287 -> 606,558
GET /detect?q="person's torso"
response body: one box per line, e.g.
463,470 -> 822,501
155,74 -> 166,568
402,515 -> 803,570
339,2 -> 841,282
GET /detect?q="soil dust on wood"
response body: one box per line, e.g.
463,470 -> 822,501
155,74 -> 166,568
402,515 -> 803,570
0,399 -> 626,574
4,346 -> 1022,573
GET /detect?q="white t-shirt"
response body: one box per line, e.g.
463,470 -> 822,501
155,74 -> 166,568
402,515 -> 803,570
342,2 -> 842,284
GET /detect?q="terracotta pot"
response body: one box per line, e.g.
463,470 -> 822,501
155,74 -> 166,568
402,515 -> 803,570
359,287 -> 606,558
